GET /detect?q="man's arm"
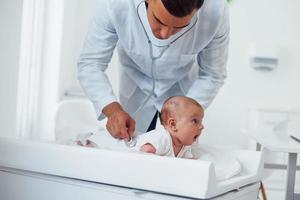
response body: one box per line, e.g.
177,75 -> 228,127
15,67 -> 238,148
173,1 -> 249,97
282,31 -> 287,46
187,4 -> 229,108
77,1 -> 135,139
77,0 -> 118,120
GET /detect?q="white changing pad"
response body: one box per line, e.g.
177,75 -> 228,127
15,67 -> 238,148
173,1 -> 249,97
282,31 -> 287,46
75,132 -> 242,182
0,137 -> 263,199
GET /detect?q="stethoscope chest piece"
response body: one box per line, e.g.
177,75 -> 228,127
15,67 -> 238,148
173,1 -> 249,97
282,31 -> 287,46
124,137 -> 137,148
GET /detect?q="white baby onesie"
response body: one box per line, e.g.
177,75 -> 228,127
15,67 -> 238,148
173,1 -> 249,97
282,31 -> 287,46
79,128 -> 194,158
135,129 -> 194,158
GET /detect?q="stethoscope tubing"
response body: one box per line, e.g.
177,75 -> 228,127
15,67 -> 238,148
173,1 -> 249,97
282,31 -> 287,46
132,1 -> 198,118
125,1 -> 198,147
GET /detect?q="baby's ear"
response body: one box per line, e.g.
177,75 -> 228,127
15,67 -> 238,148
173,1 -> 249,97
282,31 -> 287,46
168,118 -> 177,132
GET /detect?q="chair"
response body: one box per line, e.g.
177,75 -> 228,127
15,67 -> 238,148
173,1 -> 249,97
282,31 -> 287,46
54,99 -> 100,142
243,106 -> 300,199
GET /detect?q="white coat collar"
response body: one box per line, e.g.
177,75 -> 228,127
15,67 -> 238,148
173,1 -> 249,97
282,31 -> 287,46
135,0 -> 198,47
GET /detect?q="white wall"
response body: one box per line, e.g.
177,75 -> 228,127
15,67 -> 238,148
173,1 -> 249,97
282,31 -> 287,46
201,0 -> 300,147
36,0 -> 64,140
58,0 -> 93,97
202,1 -> 300,196
59,0 -> 119,100
0,0 -> 23,137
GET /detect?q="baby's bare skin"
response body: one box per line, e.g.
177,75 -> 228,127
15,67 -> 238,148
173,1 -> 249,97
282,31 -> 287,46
140,143 -> 156,154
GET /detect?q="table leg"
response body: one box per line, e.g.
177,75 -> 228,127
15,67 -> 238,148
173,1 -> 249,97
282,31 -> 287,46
294,193 -> 300,199
256,142 -> 262,151
285,153 -> 297,200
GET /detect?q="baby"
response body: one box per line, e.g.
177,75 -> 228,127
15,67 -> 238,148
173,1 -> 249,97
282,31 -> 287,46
78,96 -> 204,158
138,95 -> 204,158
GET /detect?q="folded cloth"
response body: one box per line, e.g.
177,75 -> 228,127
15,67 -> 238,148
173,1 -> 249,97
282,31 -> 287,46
191,145 -> 242,181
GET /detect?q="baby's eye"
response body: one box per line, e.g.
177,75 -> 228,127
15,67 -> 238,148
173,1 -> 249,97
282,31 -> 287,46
192,119 -> 199,124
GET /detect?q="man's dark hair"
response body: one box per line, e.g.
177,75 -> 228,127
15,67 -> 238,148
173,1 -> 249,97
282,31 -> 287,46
161,0 -> 204,17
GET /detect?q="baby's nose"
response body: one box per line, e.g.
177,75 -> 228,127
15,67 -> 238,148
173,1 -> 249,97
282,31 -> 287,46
199,124 -> 204,130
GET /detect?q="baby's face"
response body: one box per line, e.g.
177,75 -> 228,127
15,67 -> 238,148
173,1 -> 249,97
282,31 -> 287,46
173,104 -> 204,146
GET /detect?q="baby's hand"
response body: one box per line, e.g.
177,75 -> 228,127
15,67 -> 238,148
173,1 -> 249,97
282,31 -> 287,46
140,143 -> 156,154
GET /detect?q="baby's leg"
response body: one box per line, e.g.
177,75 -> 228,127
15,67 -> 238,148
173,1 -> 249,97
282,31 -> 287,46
140,143 -> 156,154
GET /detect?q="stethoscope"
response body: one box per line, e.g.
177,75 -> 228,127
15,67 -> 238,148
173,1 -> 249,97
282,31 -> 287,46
124,1 -> 198,148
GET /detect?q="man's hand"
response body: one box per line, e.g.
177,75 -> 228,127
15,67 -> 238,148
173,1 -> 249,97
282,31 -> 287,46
102,102 -> 135,140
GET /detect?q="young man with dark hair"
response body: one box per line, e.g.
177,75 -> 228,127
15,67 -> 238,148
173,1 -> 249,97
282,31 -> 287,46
160,0 -> 204,17
78,0 -> 229,140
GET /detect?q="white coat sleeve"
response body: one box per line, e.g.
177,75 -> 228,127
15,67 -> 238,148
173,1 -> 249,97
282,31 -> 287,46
187,4 -> 229,108
77,0 -> 118,120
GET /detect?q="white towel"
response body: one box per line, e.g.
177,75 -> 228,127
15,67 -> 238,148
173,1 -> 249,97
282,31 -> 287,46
191,145 -> 242,181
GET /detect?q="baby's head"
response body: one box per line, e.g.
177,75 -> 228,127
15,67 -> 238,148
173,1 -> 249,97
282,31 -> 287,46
159,96 -> 204,146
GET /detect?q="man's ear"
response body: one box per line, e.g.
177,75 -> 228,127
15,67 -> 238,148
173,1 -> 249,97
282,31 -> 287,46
168,118 -> 177,132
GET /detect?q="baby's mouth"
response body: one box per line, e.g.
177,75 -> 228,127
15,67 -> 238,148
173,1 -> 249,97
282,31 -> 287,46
193,135 -> 199,141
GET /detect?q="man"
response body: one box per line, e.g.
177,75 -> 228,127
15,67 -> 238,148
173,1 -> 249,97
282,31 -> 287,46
78,0 -> 229,140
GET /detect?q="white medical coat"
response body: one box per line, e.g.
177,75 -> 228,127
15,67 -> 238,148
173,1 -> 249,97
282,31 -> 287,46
78,0 -> 229,132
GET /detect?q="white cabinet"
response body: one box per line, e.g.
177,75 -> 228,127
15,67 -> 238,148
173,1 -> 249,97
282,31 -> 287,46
0,169 -> 190,200
0,168 -> 259,200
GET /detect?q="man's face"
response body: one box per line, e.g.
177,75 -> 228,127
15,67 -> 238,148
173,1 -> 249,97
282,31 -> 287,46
146,0 -> 196,40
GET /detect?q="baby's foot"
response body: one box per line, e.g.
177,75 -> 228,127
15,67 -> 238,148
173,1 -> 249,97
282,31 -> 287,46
76,140 -> 84,146
140,143 -> 156,154
76,139 -> 97,147
86,139 -> 98,147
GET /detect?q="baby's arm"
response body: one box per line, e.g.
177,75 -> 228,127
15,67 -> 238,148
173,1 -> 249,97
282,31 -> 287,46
140,143 -> 156,154
136,130 -> 170,155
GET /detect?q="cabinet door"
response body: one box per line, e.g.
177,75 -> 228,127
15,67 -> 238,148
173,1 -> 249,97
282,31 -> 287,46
0,169 -> 192,200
